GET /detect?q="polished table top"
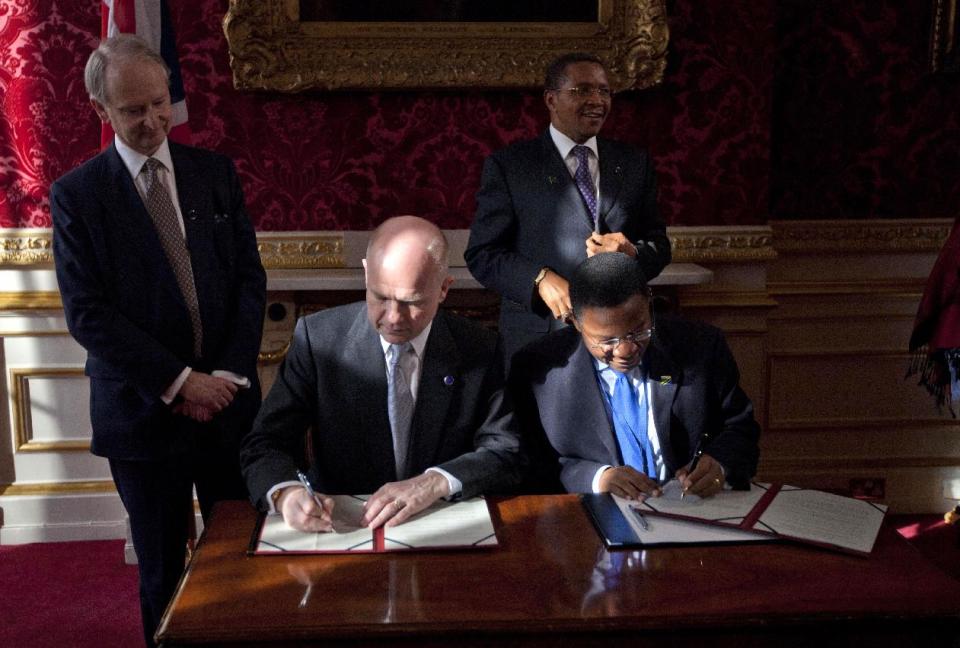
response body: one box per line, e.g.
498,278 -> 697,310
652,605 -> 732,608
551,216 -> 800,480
157,496 -> 960,646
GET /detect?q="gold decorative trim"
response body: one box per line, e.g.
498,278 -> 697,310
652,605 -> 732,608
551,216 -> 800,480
0,291 -> 62,309
677,291 -> 778,309
7,221 -> 949,270
10,368 -> 91,453
258,340 -> 291,364
0,229 -> 53,266
772,219 -> 952,253
768,278 -> 927,297
767,417 -> 957,432
930,0 -> 959,73
0,480 -> 115,496
760,456 -> 960,471
0,230 -> 346,271
223,0 -> 668,92
668,226 -> 776,263
257,235 -> 345,269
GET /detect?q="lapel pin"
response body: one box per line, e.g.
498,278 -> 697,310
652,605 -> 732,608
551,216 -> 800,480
547,175 -> 557,185
443,375 -> 455,386
659,375 -> 672,385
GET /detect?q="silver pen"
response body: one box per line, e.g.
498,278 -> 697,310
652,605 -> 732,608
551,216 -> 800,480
630,505 -> 650,531
296,470 -> 323,510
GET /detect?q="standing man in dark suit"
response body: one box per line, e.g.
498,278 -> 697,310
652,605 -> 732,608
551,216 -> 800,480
51,35 -> 266,647
510,253 -> 759,498
241,216 -> 522,531
466,52 -> 671,362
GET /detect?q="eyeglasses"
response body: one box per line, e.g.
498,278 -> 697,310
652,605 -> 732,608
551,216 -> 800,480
555,85 -> 613,100
588,326 -> 655,354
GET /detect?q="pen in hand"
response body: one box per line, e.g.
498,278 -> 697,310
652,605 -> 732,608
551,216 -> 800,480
681,438 -> 707,500
296,470 -> 328,517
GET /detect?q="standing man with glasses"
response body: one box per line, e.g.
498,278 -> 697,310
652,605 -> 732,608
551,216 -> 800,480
51,35 -> 266,647
466,52 -> 671,365
509,253 -> 759,497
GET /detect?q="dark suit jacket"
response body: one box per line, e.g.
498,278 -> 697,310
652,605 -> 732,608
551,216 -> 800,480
240,303 -> 524,507
509,316 -> 760,493
465,130 -> 671,357
51,141 -> 267,460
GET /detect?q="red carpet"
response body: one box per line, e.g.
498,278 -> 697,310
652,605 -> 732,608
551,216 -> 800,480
0,539 -> 140,648
0,517 -> 955,648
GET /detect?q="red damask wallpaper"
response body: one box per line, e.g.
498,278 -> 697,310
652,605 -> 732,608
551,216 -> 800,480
0,1 -> 955,230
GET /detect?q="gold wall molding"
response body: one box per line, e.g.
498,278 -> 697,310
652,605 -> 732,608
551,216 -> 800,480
257,234 -> 345,269
223,0 -> 668,92
8,221 -> 947,269
11,368 -> 91,453
761,456 -> 960,471
0,229 -> 52,266
768,278 -> 927,296
668,226 -> 776,263
772,219 -> 952,253
768,417 -> 957,432
0,230 -> 346,271
0,480 -> 115,496
0,291 -> 63,309
677,290 -> 778,309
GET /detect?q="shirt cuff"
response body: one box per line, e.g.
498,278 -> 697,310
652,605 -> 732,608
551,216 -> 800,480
425,467 -> 462,499
162,367 -> 192,405
212,369 -> 251,388
265,481 -> 302,514
591,465 -> 613,493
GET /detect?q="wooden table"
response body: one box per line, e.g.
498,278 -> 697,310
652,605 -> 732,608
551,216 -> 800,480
156,496 -> 960,647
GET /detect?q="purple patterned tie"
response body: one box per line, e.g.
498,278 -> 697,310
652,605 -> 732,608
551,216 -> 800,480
141,158 -> 203,357
572,145 -> 598,229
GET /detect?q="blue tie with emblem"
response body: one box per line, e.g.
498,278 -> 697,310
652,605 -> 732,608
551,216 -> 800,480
610,370 -> 657,478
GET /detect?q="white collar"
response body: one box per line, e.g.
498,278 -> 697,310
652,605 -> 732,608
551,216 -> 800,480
114,135 -> 174,179
549,123 -> 599,161
379,320 -> 433,360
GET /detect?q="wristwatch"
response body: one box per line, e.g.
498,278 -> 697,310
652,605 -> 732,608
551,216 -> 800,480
533,267 -> 549,287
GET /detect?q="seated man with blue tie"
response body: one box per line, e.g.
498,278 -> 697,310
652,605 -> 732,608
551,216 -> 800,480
240,215 -> 524,531
509,252 -> 759,498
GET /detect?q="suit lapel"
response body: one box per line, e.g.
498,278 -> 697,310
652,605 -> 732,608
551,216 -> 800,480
103,145 -> 185,306
597,138 -> 626,234
343,310 -> 398,482
540,131 -> 594,230
407,313 -> 458,474
568,343 -> 622,464
645,339 -> 681,472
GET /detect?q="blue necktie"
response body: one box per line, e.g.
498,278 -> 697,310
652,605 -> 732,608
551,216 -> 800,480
572,145 -> 598,229
610,371 -> 657,478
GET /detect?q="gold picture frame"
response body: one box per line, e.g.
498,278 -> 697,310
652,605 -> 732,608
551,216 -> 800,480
930,0 -> 958,73
223,0 -> 668,92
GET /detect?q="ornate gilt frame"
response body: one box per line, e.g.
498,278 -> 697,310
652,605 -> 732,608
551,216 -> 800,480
223,0 -> 668,91
930,0 -> 959,73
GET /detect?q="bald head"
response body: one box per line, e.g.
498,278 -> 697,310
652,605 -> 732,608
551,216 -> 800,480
363,216 -> 453,344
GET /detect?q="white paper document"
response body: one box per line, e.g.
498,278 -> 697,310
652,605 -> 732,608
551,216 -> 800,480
254,495 -> 498,554
636,482 -> 887,555
612,494 -> 770,545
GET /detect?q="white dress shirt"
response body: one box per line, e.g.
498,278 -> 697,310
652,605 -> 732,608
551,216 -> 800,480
590,358 -> 665,492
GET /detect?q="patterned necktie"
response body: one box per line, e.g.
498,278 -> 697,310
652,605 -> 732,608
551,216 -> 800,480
141,158 -> 203,358
572,145 -> 599,229
387,342 -> 415,479
610,371 -> 657,478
